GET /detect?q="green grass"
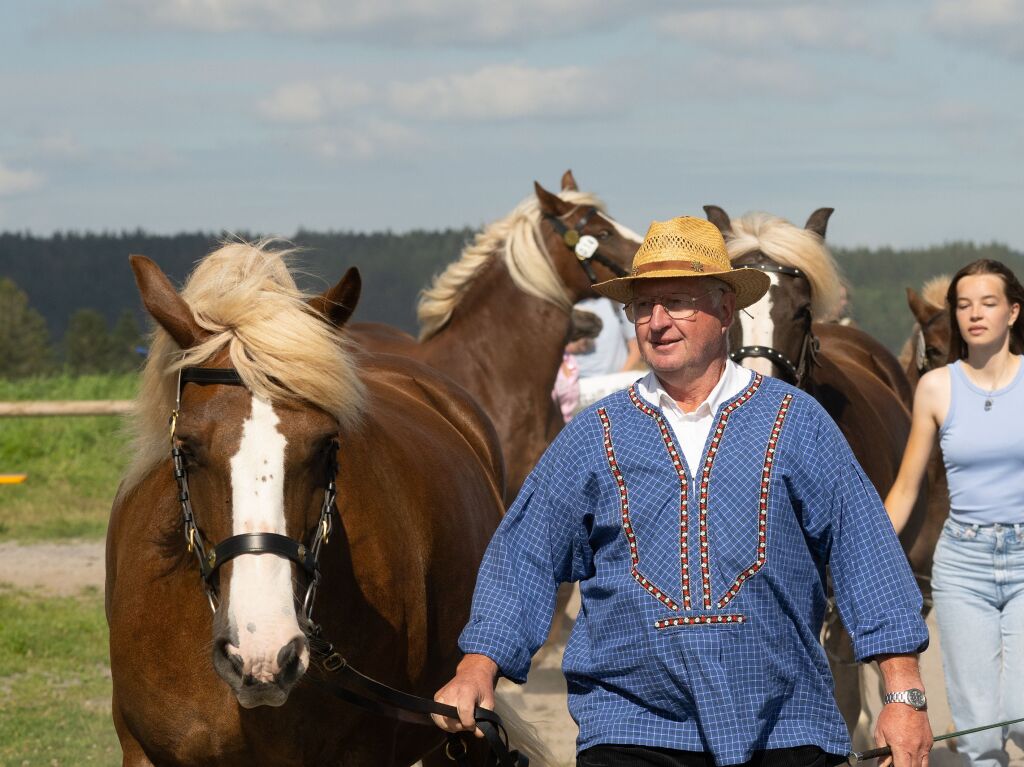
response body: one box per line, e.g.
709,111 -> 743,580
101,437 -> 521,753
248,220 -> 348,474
0,586 -> 119,766
0,374 -> 137,542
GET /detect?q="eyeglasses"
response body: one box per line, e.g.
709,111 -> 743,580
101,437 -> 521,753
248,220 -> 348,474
624,289 -> 723,324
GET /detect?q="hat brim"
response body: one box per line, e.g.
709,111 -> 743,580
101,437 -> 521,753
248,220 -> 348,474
593,267 -> 771,311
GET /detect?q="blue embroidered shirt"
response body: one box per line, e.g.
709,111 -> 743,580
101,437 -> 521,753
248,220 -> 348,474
459,374 -> 927,764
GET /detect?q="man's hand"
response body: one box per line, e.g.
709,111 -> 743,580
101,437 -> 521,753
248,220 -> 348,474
431,654 -> 499,738
874,703 -> 932,767
875,654 -> 933,767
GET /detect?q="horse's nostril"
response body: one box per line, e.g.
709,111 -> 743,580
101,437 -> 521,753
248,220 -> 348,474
276,636 -> 305,681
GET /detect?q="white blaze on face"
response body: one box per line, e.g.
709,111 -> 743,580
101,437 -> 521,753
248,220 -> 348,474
738,272 -> 779,378
225,396 -> 307,684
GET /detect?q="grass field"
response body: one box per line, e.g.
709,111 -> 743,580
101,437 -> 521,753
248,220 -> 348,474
0,374 -> 136,542
0,586 -> 119,766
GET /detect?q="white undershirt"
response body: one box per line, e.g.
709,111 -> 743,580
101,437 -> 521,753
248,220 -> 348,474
637,360 -> 754,474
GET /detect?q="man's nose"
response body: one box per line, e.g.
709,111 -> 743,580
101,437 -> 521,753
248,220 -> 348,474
648,301 -> 672,328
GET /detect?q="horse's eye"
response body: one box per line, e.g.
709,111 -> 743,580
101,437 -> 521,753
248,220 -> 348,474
926,346 -> 942,358
598,230 -> 611,240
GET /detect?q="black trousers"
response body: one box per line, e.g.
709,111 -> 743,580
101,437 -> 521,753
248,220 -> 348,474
577,744 -> 848,767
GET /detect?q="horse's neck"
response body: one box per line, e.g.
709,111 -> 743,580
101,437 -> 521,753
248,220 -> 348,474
420,258 -> 571,409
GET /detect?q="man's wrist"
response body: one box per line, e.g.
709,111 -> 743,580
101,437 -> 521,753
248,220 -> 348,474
882,688 -> 928,710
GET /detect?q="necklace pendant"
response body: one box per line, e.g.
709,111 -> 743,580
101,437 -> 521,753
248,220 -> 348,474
985,398 -> 993,411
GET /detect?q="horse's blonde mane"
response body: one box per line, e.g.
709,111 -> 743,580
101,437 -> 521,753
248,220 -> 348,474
921,274 -> 952,308
725,212 -> 842,321
417,190 -> 605,340
123,240 -> 366,491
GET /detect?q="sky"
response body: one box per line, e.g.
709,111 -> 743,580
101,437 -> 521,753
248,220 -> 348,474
1,0 -> 1022,250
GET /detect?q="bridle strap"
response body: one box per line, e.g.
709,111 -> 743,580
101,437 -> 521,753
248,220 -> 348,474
208,532 -> 317,577
741,262 -> 804,279
544,206 -> 629,283
170,365 -> 337,623
179,367 -> 245,386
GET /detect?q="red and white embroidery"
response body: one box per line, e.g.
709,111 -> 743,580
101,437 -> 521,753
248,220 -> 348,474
695,375 -> 764,608
599,407 -> 680,611
626,388 -> 692,609
716,393 -> 792,609
654,614 -> 746,629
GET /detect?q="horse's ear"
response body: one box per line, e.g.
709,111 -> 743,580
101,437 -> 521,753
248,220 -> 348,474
129,254 -> 207,349
906,286 -> 932,325
703,205 -> 732,235
310,267 -> 361,329
561,170 -> 579,192
805,208 -> 834,239
535,181 -> 572,217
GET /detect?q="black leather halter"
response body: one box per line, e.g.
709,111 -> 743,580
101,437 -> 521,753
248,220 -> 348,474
169,367 -> 337,622
729,262 -> 819,388
544,205 -> 630,283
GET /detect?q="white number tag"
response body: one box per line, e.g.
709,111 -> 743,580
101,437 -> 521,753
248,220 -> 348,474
575,235 -> 599,261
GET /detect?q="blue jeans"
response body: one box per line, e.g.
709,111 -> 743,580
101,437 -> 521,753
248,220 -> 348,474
932,519 -> 1024,767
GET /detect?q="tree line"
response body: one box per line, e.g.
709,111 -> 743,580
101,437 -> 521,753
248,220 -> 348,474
1,230 -> 1022,379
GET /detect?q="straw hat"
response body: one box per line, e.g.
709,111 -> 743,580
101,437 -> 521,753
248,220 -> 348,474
593,216 -> 770,309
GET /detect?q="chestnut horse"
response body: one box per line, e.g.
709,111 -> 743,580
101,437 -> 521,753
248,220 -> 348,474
704,206 -> 927,748
897,275 -> 953,600
352,171 -> 641,502
106,242 -> 540,765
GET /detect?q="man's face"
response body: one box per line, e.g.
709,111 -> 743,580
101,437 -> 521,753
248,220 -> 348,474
630,277 -> 736,379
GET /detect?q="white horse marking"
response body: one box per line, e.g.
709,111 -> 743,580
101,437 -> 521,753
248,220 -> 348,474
738,272 -> 780,378
226,396 -> 308,688
602,212 -> 643,244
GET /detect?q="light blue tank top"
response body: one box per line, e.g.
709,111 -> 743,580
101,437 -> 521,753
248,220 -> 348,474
939,358 -> 1024,524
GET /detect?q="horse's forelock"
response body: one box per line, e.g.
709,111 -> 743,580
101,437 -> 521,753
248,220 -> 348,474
921,274 -> 952,309
122,240 -> 365,492
726,212 -> 842,322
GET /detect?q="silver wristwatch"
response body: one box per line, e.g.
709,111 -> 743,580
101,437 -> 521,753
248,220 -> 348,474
882,688 -> 927,710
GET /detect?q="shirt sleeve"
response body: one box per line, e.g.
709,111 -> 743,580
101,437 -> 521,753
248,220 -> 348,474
789,403 -> 929,662
458,425 -> 594,683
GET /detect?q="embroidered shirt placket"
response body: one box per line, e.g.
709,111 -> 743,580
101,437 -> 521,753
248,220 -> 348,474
623,377 -> 764,627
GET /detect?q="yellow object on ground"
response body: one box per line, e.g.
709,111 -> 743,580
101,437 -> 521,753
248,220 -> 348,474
0,474 -> 27,484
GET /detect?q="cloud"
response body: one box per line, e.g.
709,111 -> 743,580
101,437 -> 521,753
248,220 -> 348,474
0,161 -> 44,196
257,65 -> 612,127
928,0 -> 1024,59
660,4 -> 873,53
304,120 -> 423,161
258,79 -> 373,124
387,65 -> 611,121
85,0 -> 638,44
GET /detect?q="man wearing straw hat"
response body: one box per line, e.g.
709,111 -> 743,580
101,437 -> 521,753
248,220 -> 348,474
434,217 -> 931,767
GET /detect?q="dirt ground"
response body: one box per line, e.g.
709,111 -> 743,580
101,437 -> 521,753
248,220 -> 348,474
2,540 -> 1020,767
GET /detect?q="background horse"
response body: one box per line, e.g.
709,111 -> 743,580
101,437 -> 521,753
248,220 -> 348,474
106,242 -> 540,765
704,206 -> 928,747
897,275 -> 953,603
352,170 -> 641,502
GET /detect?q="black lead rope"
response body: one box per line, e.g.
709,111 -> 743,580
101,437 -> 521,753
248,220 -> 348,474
307,635 -> 527,767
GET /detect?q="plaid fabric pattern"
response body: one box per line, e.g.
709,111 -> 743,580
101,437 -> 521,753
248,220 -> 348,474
459,376 -> 928,765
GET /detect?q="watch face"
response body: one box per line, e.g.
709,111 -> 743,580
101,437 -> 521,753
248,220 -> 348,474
907,689 -> 927,708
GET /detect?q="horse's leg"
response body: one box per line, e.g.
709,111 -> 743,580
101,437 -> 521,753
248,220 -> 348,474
112,697 -> 156,767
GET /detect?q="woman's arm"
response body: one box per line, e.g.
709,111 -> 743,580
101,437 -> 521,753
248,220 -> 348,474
884,370 -> 945,534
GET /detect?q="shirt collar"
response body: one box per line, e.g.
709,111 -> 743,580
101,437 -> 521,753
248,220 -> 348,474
637,360 -> 752,420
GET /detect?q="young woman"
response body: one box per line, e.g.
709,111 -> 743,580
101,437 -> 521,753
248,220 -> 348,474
886,259 -> 1024,767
